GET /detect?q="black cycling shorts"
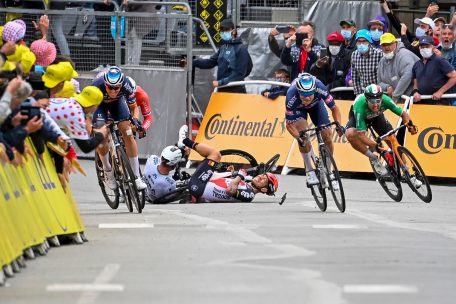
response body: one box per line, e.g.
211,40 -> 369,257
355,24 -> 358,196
346,107 -> 393,136
188,158 -> 218,198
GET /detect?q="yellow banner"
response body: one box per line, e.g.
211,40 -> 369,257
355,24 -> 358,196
191,92 -> 294,164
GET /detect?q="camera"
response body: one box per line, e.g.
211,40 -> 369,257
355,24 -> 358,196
19,102 -> 41,125
295,32 -> 308,46
276,25 -> 291,34
0,70 -> 18,81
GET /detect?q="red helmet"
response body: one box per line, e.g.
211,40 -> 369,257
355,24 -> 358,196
265,172 -> 278,195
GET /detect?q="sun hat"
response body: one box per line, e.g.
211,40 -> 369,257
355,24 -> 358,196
30,39 -> 57,67
74,86 -> 103,108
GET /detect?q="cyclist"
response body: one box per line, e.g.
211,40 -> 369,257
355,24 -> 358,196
285,73 -> 344,188
91,66 -> 146,190
345,84 -> 420,186
126,76 -> 153,137
177,125 -> 279,203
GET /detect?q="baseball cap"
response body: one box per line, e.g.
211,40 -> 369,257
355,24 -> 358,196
339,19 -> 356,27
380,33 -> 397,45
220,19 -> 235,30
20,50 -> 36,74
42,61 -> 78,88
418,35 -> 434,46
30,39 -> 57,67
414,17 -> 436,30
2,19 -> 26,42
367,19 -> 385,28
327,31 -> 345,43
433,17 -> 447,25
355,29 -> 373,44
74,86 -> 103,108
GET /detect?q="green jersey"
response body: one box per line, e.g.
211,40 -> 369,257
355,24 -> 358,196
352,94 -> 403,131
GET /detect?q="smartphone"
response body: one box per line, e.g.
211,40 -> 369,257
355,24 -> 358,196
276,25 -> 291,34
295,32 -> 308,46
320,48 -> 328,58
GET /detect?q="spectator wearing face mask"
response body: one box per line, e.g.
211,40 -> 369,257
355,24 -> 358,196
350,29 -> 383,96
310,32 -> 351,96
261,68 -> 289,100
268,25 -> 295,59
377,33 -> 419,103
367,17 -> 388,49
412,36 -> 456,106
192,19 -> 252,94
339,19 -> 357,55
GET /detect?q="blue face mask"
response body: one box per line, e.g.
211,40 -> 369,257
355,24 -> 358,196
341,30 -> 352,40
415,27 -> 427,38
221,31 -> 232,41
370,29 -> 382,41
357,43 -> 369,54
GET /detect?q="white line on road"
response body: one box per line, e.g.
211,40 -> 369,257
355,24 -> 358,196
46,284 -> 124,292
312,224 -> 367,229
98,223 -> 154,229
343,284 -> 418,294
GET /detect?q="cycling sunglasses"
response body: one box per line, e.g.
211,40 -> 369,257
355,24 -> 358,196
367,98 -> 382,104
106,85 -> 121,90
299,91 -> 314,97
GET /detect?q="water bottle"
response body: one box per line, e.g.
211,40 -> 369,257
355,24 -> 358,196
383,149 -> 395,167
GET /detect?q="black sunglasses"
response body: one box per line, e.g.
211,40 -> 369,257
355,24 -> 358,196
106,85 -> 121,90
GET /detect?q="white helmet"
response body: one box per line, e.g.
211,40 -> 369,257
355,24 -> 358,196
161,146 -> 183,166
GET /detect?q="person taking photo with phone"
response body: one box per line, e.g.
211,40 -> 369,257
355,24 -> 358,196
280,20 -> 324,81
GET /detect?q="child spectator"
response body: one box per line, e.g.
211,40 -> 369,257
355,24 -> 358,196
261,69 -> 289,100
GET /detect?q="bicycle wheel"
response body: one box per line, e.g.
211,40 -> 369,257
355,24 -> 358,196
117,147 -> 142,213
262,153 -> 280,174
95,153 -> 119,209
153,184 -> 189,204
217,149 -> 258,172
320,146 -> 345,213
370,153 -> 403,202
310,154 -> 327,212
397,146 -> 432,203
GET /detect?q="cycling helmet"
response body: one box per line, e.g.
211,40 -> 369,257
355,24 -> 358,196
126,76 -> 137,94
103,66 -> 124,86
265,172 -> 278,195
296,73 -> 316,96
364,84 -> 383,102
161,145 -> 183,166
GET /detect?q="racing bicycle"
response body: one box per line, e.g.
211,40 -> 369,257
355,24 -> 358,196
299,122 -> 346,213
151,149 -> 280,204
95,118 -> 146,213
369,123 -> 432,203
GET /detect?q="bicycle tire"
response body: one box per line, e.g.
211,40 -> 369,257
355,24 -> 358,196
310,153 -> 327,212
152,185 -> 189,204
217,149 -> 259,172
262,153 -> 280,174
117,147 -> 141,213
370,153 -> 403,202
397,146 -> 432,203
95,153 -> 120,209
320,146 -> 345,213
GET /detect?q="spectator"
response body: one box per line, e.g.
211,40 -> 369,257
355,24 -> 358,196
377,33 -> 419,102
339,19 -> 357,54
437,24 -> 456,69
193,19 -> 252,93
310,31 -> 351,96
0,77 -> 23,125
367,17 -> 388,49
351,29 -> 383,96
30,39 -> 57,72
281,21 -> 323,81
261,68 -> 289,100
268,25 -> 295,59
412,36 -> 456,105
42,61 -> 78,97
433,16 -> 447,43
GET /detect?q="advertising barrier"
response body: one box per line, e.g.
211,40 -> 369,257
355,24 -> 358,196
192,92 -> 452,178
0,140 -> 85,274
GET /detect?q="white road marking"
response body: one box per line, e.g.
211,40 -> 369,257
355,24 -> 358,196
46,284 -> 124,292
343,284 -> 418,294
98,223 -> 154,229
312,224 -> 367,229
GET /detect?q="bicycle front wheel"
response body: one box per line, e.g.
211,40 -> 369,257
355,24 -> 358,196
397,146 -> 432,203
95,152 -> 119,209
217,149 -> 258,172
370,153 -> 403,202
310,153 -> 327,212
320,146 -> 345,213
117,147 -> 142,213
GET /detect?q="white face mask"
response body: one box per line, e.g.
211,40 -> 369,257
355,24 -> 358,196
383,52 -> 394,60
329,45 -> 341,56
420,48 -> 433,58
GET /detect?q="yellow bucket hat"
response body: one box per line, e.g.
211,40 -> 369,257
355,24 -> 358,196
74,86 -> 103,108
20,50 -> 36,74
54,81 -> 76,98
42,61 -> 78,88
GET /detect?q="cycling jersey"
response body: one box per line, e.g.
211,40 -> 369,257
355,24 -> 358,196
91,76 -> 136,104
135,86 -> 153,130
143,155 -> 176,201
47,97 -> 89,140
352,94 -> 403,131
285,78 -> 336,124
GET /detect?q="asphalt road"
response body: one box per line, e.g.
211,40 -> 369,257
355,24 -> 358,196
1,160 -> 456,304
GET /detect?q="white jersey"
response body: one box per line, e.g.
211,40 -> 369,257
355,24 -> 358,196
199,176 -> 255,203
143,155 -> 176,201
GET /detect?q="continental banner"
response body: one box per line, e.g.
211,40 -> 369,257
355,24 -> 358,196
191,93 -> 293,165
192,93 -> 450,178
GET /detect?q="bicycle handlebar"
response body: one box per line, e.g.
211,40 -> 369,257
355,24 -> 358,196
298,121 -> 341,138
375,120 -> 415,143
